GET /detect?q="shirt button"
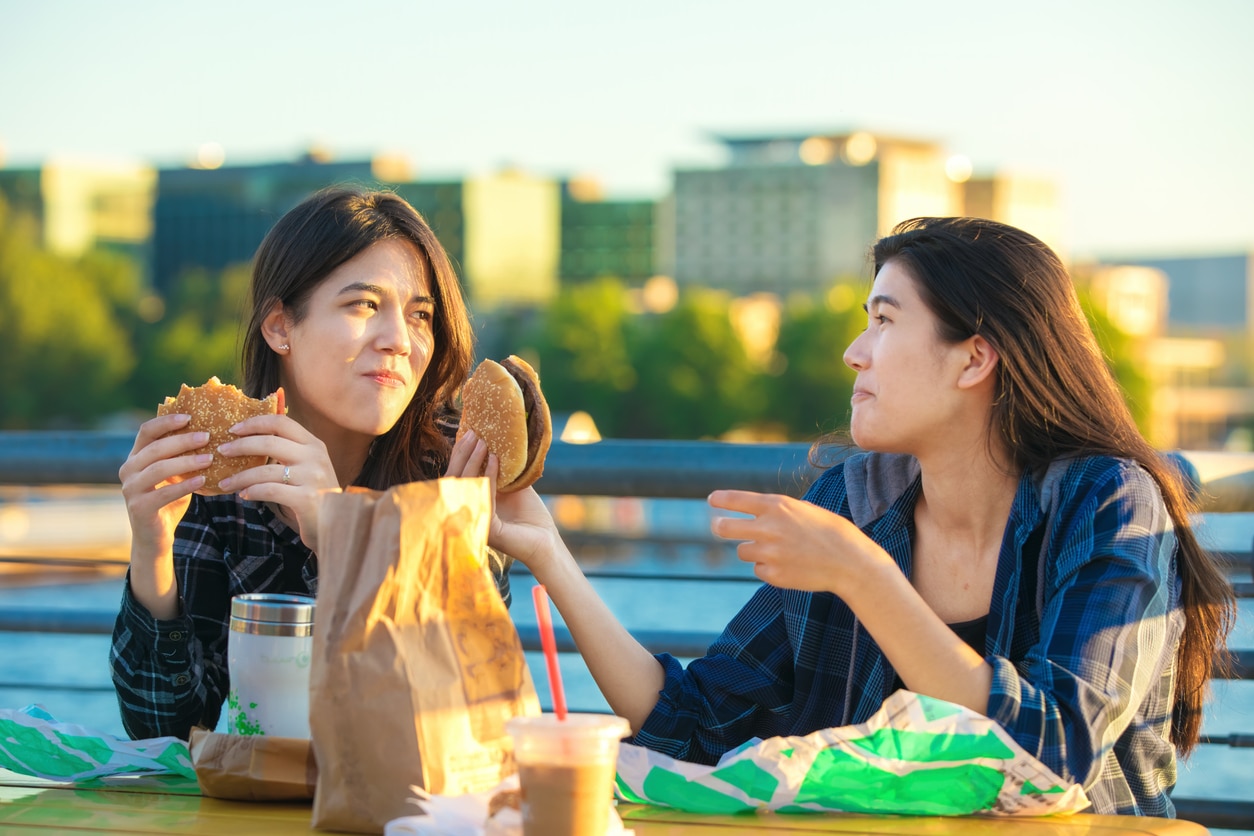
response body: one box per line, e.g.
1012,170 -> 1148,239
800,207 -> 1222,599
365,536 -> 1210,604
168,631 -> 184,641
173,674 -> 190,686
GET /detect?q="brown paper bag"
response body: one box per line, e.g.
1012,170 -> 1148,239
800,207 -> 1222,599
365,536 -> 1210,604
189,729 -> 316,800
310,477 -> 540,834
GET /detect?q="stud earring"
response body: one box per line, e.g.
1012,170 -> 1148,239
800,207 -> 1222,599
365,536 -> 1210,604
278,344 -> 290,351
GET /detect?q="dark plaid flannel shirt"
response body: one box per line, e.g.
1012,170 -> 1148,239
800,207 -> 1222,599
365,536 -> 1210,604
109,412 -> 513,741
634,454 -> 1184,817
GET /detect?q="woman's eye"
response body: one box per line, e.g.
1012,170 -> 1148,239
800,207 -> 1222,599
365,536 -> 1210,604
410,308 -> 434,324
351,299 -> 379,311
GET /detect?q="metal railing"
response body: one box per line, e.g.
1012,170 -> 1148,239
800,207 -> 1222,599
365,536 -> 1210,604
1,432 -> 1252,830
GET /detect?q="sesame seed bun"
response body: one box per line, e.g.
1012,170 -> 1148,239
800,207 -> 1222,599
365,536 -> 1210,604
458,356 -> 552,493
157,376 -> 280,496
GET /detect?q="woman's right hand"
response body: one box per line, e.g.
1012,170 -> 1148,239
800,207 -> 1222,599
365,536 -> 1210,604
118,413 -> 213,568
445,429 -> 562,574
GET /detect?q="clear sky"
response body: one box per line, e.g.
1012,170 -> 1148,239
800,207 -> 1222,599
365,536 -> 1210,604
2,0 -> 1251,258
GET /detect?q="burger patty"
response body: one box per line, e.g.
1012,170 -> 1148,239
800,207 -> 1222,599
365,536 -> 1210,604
502,357 -> 545,465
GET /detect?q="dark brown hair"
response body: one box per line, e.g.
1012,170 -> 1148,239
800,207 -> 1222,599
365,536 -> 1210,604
861,216 -> 1233,754
241,186 -> 473,488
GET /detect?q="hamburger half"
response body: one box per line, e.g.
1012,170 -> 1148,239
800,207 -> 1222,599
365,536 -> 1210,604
458,356 -> 552,493
157,376 -> 281,496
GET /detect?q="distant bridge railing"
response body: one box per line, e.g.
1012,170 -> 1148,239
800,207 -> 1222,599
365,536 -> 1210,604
0,433 -> 1252,830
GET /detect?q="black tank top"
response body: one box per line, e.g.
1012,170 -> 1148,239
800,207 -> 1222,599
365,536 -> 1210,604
949,614 -> 989,657
890,614 -> 989,693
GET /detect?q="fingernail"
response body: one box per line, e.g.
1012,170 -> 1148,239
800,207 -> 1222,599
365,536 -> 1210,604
464,429 -> 476,442
175,414 -> 192,425
195,454 -> 213,466
229,423 -> 242,433
193,432 -> 210,444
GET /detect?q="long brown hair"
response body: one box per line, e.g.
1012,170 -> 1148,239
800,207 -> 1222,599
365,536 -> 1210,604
859,216 -> 1234,754
241,186 -> 474,487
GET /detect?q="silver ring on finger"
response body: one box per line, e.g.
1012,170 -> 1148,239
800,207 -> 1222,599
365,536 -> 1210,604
282,465 -> 291,485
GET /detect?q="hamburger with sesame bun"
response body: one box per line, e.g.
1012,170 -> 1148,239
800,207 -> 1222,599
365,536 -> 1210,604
157,376 -> 281,496
458,356 -> 552,493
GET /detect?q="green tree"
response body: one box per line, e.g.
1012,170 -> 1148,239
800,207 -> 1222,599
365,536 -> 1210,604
1077,287 -> 1152,433
528,278 -> 636,435
765,285 -> 865,441
623,288 -> 761,439
127,264 -> 252,409
0,198 -> 135,428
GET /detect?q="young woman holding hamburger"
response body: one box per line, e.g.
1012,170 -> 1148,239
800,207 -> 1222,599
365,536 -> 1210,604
449,217 -> 1235,817
111,187 -> 513,740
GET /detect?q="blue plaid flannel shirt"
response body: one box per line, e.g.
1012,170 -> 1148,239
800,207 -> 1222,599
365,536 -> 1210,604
635,454 -> 1183,816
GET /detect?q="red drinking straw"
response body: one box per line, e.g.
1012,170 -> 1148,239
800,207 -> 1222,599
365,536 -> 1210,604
532,584 -> 568,721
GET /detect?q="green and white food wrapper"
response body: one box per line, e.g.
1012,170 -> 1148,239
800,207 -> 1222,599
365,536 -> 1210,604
0,705 -> 195,782
615,690 -> 1090,817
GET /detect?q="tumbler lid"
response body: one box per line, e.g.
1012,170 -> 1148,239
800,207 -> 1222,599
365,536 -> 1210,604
230,593 -> 315,625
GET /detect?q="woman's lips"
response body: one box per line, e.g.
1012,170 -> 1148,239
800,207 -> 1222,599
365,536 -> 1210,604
368,372 -> 406,388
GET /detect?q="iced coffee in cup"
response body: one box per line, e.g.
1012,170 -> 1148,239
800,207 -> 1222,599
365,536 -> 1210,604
227,593 -> 315,738
506,713 -> 631,836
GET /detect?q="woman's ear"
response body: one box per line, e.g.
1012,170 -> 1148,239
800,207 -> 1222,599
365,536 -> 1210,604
956,335 -> 1000,390
261,302 -> 291,353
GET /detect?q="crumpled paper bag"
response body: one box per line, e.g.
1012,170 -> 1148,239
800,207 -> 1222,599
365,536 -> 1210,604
0,704 -> 195,782
385,774 -> 632,836
189,728 -> 316,800
614,691 -> 1090,817
312,478 -> 541,833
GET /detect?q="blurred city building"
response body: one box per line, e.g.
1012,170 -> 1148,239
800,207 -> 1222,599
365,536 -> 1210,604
460,168 -> 559,307
150,153 -> 386,294
1121,254 -> 1254,332
1087,254 -> 1254,449
960,171 -> 1066,259
0,157 -> 155,262
559,176 -> 655,284
392,179 -> 466,276
148,154 -> 561,307
403,170 -> 561,307
669,131 -> 962,293
1,133 -> 1067,312
22,142 -> 1249,452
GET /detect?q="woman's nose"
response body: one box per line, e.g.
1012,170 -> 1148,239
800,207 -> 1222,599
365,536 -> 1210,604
843,331 -> 867,371
377,310 -> 412,355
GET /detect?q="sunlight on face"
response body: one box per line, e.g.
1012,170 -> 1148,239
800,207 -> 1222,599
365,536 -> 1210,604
843,261 -> 962,454
281,239 -> 435,444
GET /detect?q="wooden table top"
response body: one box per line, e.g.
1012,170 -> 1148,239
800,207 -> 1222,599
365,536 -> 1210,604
0,777 -> 1210,835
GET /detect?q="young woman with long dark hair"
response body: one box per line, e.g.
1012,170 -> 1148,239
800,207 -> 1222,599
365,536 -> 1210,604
112,187 -> 511,740
449,217 -> 1235,817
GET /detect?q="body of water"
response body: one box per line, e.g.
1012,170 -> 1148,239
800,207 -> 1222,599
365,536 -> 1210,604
0,563 -> 1250,813
0,493 -> 1251,822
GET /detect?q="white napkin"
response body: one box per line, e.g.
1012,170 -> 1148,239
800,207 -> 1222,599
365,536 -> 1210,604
384,774 -> 632,836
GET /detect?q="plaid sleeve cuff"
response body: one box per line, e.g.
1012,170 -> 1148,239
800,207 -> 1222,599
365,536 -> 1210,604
985,654 -> 1061,768
986,654 -> 1024,729
652,652 -> 690,705
627,653 -> 690,749
118,578 -> 197,663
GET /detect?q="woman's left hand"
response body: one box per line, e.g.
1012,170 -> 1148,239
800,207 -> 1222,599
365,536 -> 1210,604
708,489 -> 892,598
213,390 -> 342,550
